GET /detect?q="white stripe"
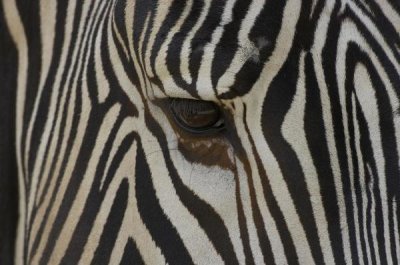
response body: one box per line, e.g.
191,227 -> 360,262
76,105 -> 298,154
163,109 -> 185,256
95,2 -> 112,103
367,165 -> 380,264
349,93 -> 365,265
393,199 -> 400,263
352,93 -> 373,265
111,9 -> 130,60
282,52 -> 335,265
2,1 -> 28,263
234,158 -> 267,265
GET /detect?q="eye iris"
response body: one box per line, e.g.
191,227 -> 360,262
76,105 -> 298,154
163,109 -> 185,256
170,99 -> 224,132
180,107 -> 219,128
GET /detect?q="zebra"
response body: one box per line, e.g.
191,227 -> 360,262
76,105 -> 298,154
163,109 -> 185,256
0,0 -> 399,264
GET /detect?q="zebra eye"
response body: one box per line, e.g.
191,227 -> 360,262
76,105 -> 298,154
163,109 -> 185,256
169,98 -> 225,134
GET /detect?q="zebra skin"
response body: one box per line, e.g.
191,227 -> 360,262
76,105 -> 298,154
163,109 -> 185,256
0,0 -> 399,264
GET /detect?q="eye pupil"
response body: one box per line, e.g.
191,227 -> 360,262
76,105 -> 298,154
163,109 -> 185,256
170,98 -> 224,133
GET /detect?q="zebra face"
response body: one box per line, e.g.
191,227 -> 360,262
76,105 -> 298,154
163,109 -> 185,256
115,1 -> 400,264
2,0 -> 399,264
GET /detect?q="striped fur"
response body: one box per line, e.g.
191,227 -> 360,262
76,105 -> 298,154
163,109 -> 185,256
1,0 -> 399,264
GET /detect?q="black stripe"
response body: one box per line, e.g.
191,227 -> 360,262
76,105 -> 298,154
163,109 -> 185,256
346,41 -> 399,264
90,179 -> 130,265
29,0 -> 89,259
120,238 -> 145,265
304,52 -> 343,265
242,106 -> 289,265
217,0 -> 286,98
135,137 -> 194,265
149,0 -> 188,95
59,121 -> 133,264
210,0 -> 253,89
35,98 -> 115,264
321,4 -> 351,262
15,0 -> 41,176
261,48 -> 324,264
0,4 -> 19,264
233,159 -> 255,265
166,0 -> 204,96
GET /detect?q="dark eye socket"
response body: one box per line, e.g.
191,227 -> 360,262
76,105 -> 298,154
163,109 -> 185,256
169,98 -> 225,134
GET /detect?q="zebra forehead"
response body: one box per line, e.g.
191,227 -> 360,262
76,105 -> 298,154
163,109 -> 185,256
122,0 -> 292,98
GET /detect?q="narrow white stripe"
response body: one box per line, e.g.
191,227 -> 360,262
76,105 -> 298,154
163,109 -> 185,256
124,0 -> 149,98
2,1 -> 28,263
393,199 -> 400,263
95,3 -> 112,103
367,165 -> 380,264
234,159 -> 266,265
111,10 -> 130,60
349,93 -> 366,265
352,93 -> 373,265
